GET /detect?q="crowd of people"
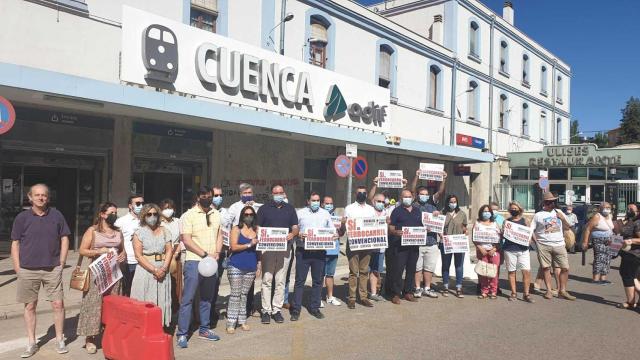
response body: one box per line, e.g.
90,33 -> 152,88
9,171 -> 640,357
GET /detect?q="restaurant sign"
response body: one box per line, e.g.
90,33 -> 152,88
507,144 -> 636,168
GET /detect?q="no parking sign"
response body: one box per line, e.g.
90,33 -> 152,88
0,96 -> 16,135
352,156 -> 368,180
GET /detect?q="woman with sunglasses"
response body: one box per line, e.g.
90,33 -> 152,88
226,206 -> 261,334
472,204 -> 502,299
130,203 -> 173,327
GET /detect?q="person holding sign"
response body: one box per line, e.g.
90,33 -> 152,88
413,186 -> 441,299
290,192 -> 335,321
76,202 -> 126,354
441,195 -> 468,298
472,205 -> 502,299
321,196 -> 345,307
501,201 -> 534,303
256,184 -> 299,325
410,167 -> 447,206
614,203 -> 640,309
388,189 -> 423,304
582,202 -> 615,284
369,193 -> 390,302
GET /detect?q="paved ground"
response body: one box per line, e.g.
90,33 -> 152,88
0,249 -> 637,360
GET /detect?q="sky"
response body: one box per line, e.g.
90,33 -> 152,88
356,0 -> 640,136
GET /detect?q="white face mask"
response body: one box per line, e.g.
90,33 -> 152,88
601,209 -> 611,216
161,209 -> 174,218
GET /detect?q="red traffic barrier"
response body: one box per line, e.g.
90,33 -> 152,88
102,295 -> 174,360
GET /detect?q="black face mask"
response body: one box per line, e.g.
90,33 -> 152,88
627,211 -> 636,220
356,192 -> 367,203
509,210 -> 519,217
198,198 -> 211,209
106,213 -> 117,226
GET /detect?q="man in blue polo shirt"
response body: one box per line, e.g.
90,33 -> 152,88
388,189 -> 422,304
256,184 -> 299,324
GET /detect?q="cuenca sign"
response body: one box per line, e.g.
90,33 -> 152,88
121,6 -> 391,133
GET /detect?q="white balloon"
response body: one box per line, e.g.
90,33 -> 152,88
198,256 -> 218,277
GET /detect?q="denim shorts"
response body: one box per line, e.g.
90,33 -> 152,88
369,252 -> 385,273
324,255 -> 338,277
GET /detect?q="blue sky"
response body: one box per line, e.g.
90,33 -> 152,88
356,0 -> 640,135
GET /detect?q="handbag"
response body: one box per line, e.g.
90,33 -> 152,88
70,230 -> 94,292
556,209 -> 576,250
474,259 -> 498,278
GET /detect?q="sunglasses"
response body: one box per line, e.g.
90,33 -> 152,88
145,212 -> 158,217
134,201 -> 144,206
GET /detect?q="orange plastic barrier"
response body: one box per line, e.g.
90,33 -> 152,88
102,295 -> 174,360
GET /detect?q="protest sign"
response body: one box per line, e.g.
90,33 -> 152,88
304,228 -> 336,250
401,227 -> 427,246
346,216 -> 388,250
608,235 -> 624,258
331,216 -> 342,231
472,223 -> 501,243
221,226 -> 230,247
418,163 -> 445,181
442,234 -> 469,254
503,221 -> 533,247
257,227 -> 288,251
89,249 -> 123,294
422,212 -> 445,234
377,170 -> 404,188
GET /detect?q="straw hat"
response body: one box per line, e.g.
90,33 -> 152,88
542,192 -> 558,201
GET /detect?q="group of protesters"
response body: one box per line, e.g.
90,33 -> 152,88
9,168 -> 640,357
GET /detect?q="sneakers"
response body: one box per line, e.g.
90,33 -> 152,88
177,335 -> 188,349
423,288 -> 439,298
327,296 -> 342,306
261,312 -> 271,324
272,312 -> 284,323
320,301 -> 325,308
56,339 -> 69,354
413,288 -> 423,298
559,290 -> 576,301
290,311 -> 300,322
198,329 -> 221,341
368,293 -> 385,302
20,343 -> 38,358
309,309 -> 325,319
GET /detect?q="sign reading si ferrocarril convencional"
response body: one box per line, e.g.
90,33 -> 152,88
120,6 -> 391,133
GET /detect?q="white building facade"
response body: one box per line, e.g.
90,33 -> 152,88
0,0 -> 569,249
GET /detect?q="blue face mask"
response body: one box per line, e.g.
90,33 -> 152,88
449,203 -> 457,210
482,211 -> 492,220
374,202 -> 385,211
133,204 -> 143,215
241,195 -> 253,203
419,194 -> 430,203
310,201 -> 320,212
273,194 -> 285,204
402,197 -> 413,207
212,196 -> 223,207
324,204 -> 334,213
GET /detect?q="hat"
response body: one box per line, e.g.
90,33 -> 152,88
542,192 -> 558,201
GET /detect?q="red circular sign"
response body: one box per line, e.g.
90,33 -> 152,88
334,155 -> 351,178
0,96 -> 16,135
352,156 -> 368,180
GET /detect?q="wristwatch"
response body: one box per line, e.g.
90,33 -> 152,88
201,251 -> 208,258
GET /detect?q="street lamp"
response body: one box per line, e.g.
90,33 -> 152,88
266,11 -> 294,54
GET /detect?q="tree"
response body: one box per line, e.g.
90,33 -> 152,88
570,119 -> 580,143
593,132 -> 608,148
619,97 -> 640,144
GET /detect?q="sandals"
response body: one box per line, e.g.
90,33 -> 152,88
240,324 -> 250,331
477,294 -> 488,299
618,302 -> 637,310
441,289 -> 449,297
85,342 -> 97,354
489,294 -> 498,300
523,294 -> 535,303
508,293 -> 517,301
543,292 -> 554,300
226,327 -> 235,334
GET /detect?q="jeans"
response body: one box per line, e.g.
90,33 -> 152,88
439,246 -> 465,289
177,260 -> 218,336
122,263 -> 137,297
292,249 -> 326,313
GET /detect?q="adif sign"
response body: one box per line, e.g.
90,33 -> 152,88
121,6 -> 390,133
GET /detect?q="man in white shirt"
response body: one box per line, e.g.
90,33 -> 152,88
115,194 -> 144,296
369,192 -> 390,302
225,183 -> 262,227
530,192 -> 576,300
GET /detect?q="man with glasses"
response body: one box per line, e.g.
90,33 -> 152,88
176,186 -> 223,348
115,194 -> 144,297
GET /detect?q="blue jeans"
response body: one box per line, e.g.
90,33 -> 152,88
439,246 -> 465,289
292,249 -> 326,312
177,260 -> 218,336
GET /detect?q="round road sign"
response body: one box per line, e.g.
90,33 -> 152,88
334,155 -> 351,178
352,156 -> 368,180
0,96 -> 16,136
538,177 -> 549,189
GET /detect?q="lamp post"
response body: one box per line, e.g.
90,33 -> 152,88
267,12 -> 293,53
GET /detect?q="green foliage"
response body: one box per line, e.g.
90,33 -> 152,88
619,96 -> 640,144
570,120 -> 580,144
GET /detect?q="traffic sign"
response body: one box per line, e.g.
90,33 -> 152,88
538,177 -> 549,190
346,143 -> 358,158
0,96 -> 16,135
334,155 -> 351,178
352,156 -> 368,180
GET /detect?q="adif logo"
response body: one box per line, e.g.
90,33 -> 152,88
142,24 -> 179,87
323,85 -> 387,127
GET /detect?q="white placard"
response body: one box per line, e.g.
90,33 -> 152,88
418,163 -> 445,181
304,228 -> 336,250
422,212 -> 445,234
401,227 -> 427,246
346,216 -> 388,251
472,224 -> 501,244
608,235 -> 624,257
346,144 -> 358,158
442,234 -> 470,254
121,6 -> 391,134
221,226 -> 230,247
89,249 -> 123,294
503,221 -> 533,247
257,227 -> 288,252
539,170 -> 548,178
331,216 -> 342,230
377,170 -> 404,188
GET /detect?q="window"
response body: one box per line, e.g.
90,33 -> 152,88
469,21 -> 480,58
521,103 -> 529,136
499,41 -> 508,74
499,94 -> 508,129
309,20 -> 329,68
467,81 -> 479,121
511,168 -> 528,180
529,168 -> 540,180
591,185 -> 605,202
549,168 -> 568,180
571,168 -> 587,180
190,1 -> 218,33
556,75 -> 563,102
556,118 -> 563,144
522,54 -> 529,85
429,65 -> 441,110
304,159 -> 328,201
378,45 -> 393,89
540,111 -> 547,142
540,66 -> 548,94
589,168 -> 606,180
609,167 -> 638,181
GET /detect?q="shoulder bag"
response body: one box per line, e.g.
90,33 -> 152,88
70,230 -> 95,292
474,260 -> 498,278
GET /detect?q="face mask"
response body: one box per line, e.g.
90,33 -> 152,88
310,201 -> 320,212
198,198 -> 211,209
212,196 -> 223,207
283,197 -> 289,204
161,209 -> 174,218
509,209 -> 519,217
449,203 -> 457,210
356,192 -> 367,203
133,204 -> 143,215
627,211 -> 636,219
566,210 -> 572,214
402,197 -> 413,207
106,213 -> 118,226
601,209 -> 611,216
324,204 -> 334,213
241,195 -> 253,203
273,194 -> 285,204
482,211 -> 492,220
243,215 -> 254,225
145,215 -> 158,226
419,195 -> 430,203
374,202 -> 385,211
